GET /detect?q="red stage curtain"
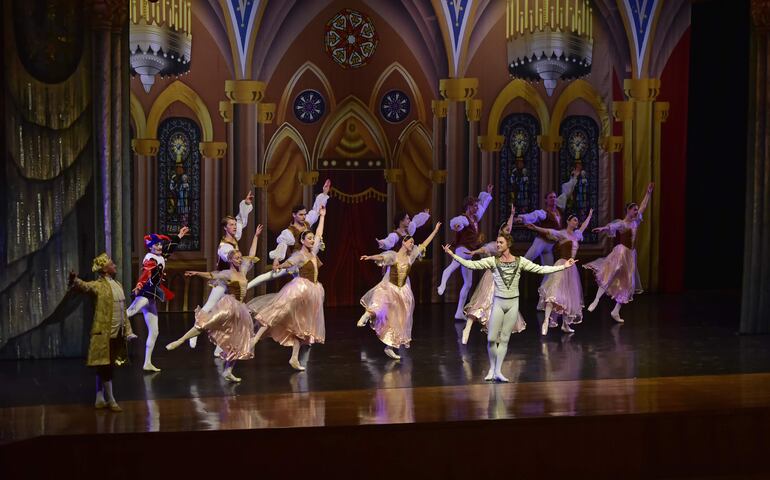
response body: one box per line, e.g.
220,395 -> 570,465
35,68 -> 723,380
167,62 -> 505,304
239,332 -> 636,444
659,29 -> 690,293
318,171 -> 387,307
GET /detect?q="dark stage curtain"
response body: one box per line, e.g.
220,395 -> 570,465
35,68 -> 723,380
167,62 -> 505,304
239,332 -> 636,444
658,29 -> 690,293
318,170 -> 387,307
741,4 -> 770,333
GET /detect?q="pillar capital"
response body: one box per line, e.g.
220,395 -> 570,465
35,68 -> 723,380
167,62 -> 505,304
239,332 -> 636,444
431,99 -> 448,118
623,78 -> 660,102
219,100 -> 232,123
298,171 -> 319,186
600,136 -> 624,153
429,169 -> 448,184
384,168 -> 404,184
252,173 -> 272,189
654,102 -> 670,123
478,135 -> 504,152
131,138 -> 160,156
612,101 -> 634,122
225,80 -> 266,104
258,103 -> 276,124
439,78 -> 479,101
537,135 -> 563,152
465,99 -> 483,122
199,141 -> 227,159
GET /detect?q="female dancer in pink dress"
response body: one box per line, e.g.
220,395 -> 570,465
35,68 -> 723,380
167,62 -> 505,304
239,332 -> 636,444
527,208 -> 593,334
585,183 -> 653,323
248,206 -> 327,371
461,205 -> 521,345
165,225 -> 263,382
357,222 -> 443,359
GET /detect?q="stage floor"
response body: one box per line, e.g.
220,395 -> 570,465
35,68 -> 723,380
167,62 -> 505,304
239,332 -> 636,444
2,290 -> 770,444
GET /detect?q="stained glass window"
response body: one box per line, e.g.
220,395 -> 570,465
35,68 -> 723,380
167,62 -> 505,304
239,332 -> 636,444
559,115 -> 600,244
499,113 -> 540,243
157,117 -> 201,251
324,9 -> 379,69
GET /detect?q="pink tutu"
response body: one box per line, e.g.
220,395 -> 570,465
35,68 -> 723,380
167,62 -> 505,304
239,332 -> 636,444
537,258 -> 584,323
360,278 -> 415,348
194,294 -> 255,362
464,270 -> 526,333
584,244 -> 643,304
248,277 -> 325,347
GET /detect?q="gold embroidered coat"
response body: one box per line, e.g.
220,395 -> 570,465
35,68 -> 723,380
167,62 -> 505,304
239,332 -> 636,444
72,277 -> 133,367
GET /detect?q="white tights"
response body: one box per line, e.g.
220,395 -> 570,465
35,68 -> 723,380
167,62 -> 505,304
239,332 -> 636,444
485,296 -> 521,382
126,296 -> 160,371
438,247 -> 473,319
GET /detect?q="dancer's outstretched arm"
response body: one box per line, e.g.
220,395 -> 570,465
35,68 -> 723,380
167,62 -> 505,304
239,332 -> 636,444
556,169 -> 579,210
578,208 -> 594,234
306,179 -> 332,227
525,223 -> 552,237
475,184 -> 494,221
360,254 -> 386,262
419,222 -> 442,251
247,225 -> 263,258
638,183 -> 654,216
235,191 -> 254,241
519,256 -> 575,275
312,206 -> 327,255
442,245 -> 495,270
505,204 -> 516,232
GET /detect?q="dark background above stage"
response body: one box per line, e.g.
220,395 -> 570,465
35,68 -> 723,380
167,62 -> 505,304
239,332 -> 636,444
686,0 -> 750,290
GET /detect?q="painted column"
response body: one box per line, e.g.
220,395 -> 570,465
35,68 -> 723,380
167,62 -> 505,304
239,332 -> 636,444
430,99 -> 448,303
478,135 -> 504,246
466,99 -> 482,195
254,102 -> 275,296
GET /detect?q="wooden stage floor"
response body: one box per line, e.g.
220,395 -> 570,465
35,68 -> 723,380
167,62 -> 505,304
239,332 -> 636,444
2,291 -> 770,478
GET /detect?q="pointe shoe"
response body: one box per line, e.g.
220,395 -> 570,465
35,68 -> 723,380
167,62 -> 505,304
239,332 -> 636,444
437,285 -> 446,296
384,347 -> 401,360
188,337 -> 198,349
94,399 -> 107,409
143,364 -> 161,372
494,372 -> 510,383
223,372 -> 242,383
587,301 -> 599,312
289,359 -> 306,371
610,312 -> 624,323
357,314 -> 370,327
108,402 -> 123,412
541,320 -> 549,336
165,340 -> 182,351
549,319 -> 559,328
461,327 -> 471,345
213,346 -> 223,358
561,323 -> 574,333
484,369 -> 495,381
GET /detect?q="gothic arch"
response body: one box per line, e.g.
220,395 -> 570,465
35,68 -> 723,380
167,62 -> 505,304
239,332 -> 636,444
146,80 -> 214,141
368,62 -> 427,123
276,61 -> 337,124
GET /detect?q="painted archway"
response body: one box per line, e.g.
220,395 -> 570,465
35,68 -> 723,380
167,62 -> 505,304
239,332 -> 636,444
549,80 -> 611,139
276,61 -> 337,124
486,79 -> 550,137
368,62 -> 427,124
146,80 -> 214,141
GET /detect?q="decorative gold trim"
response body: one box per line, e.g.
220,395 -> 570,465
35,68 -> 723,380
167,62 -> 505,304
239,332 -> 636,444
429,169 -> 448,184
199,141 -> 227,159
431,99 -> 448,118
549,79 -> 612,139
537,135 -> 563,152
130,92 -> 147,138
219,100 -> 232,123
146,80 -> 214,141
478,135 -> 504,152
225,79 -> 266,104
486,79 -> 549,140
600,136 -> 624,153
623,78 -> 661,102
276,61 -> 337,124
258,103 -> 276,124
612,101 -> 634,122
298,171 -> 319,186
312,95 -> 391,169
465,98 -> 482,122
654,102 -> 670,123
439,78 -> 479,101
368,62 -> 427,123
393,120 -> 433,168
252,173 -> 272,188
132,138 -> 160,156
384,168 -> 404,184
330,187 -> 387,203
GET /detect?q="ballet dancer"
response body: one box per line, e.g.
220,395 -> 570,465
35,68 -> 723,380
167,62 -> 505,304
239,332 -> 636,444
437,184 -> 494,319
248,206 -> 327,371
527,208 -> 593,334
584,183 -> 653,323
166,225 -> 264,382
443,233 -> 576,382
126,226 -> 189,372
358,222 -> 443,359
